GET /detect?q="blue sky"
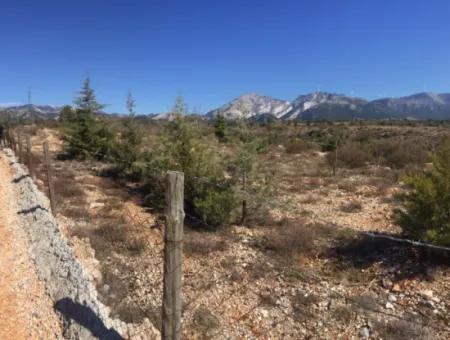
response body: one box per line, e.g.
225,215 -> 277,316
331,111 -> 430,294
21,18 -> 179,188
1,0 -> 450,113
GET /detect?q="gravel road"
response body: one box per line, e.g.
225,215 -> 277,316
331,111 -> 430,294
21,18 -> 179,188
0,150 -> 62,339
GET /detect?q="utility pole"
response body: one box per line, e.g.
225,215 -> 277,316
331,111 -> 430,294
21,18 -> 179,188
28,87 -> 34,124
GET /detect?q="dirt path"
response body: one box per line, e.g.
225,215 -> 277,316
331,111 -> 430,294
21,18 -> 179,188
0,151 -> 62,339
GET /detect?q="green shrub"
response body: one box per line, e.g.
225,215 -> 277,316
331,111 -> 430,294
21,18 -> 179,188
395,138 -> 450,246
107,117 -> 144,180
193,186 -> 238,227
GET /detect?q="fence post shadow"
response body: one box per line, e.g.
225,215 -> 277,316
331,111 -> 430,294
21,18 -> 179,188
54,297 -> 123,340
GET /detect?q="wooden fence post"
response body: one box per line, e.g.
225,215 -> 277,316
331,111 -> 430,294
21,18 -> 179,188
333,139 -> 338,177
162,171 -> 185,340
5,129 -> 10,149
18,132 -> 23,163
11,132 -> 16,152
26,135 -> 34,179
43,141 -> 56,214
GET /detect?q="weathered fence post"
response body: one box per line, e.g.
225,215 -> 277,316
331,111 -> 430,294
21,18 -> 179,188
5,129 -> 10,148
162,171 -> 185,340
11,132 -> 16,152
18,132 -> 23,163
333,139 -> 338,177
43,141 -> 56,214
26,135 -> 34,179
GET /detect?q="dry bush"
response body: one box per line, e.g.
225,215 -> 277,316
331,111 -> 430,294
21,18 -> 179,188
337,180 -> 359,193
54,177 -> 84,199
193,306 -> 220,335
306,177 -> 322,189
63,206 -> 89,220
351,293 -> 379,312
220,255 -> 237,270
247,259 -> 269,280
262,220 -> 317,258
229,269 -> 245,283
371,138 -> 428,169
331,305 -> 355,324
299,194 -> 320,204
374,319 -> 433,340
285,139 -> 317,154
340,201 -> 362,213
291,291 -> 319,321
327,143 -> 371,168
259,291 -> 278,307
73,216 -> 146,258
184,231 -> 229,255
366,175 -> 396,196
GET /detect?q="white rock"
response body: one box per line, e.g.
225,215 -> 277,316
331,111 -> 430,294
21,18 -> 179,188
385,302 -> 394,310
89,202 -> 105,209
359,326 -> 370,338
388,294 -> 397,303
420,289 -> 433,299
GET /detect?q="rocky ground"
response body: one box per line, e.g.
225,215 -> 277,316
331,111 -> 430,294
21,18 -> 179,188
21,128 -> 450,339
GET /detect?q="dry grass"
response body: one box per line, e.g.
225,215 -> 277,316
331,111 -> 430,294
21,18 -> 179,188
330,305 -> 355,324
340,201 -> 362,213
374,319 -> 433,340
262,219 -> 318,259
193,306 -> 220,335
184,231 -> 229,255
291,291 -> 319,321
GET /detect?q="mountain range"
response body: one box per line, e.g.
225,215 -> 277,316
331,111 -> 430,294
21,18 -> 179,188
207,92 -> 450,121
3,91 -> 450,121
0,104 -> 62,120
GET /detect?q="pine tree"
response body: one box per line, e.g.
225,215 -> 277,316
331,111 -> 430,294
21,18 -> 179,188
172,94 -> 187,116
61,77 -> 111,159
126,91 -> 136,117
214,114 -> 228,142
74,77 -> 105,113
108,91 -> 143,179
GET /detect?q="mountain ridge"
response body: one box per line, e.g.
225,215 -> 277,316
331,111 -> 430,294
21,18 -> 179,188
3,91 -> 450,121
207,91 -> 450,121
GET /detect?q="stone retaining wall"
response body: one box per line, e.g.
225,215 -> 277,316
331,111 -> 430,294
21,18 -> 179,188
4,149 -> 159,339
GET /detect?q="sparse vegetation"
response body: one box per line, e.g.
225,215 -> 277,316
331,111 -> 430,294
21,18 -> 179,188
8,116 -> 450,339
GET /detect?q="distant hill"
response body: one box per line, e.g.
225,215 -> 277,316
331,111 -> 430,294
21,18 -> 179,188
0,104 -> 62,120
207,91 -> 450,121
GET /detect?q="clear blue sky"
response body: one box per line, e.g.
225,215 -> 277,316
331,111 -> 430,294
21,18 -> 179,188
1,0 -> 450,113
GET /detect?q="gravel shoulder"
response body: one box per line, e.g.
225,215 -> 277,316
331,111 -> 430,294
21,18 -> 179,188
0,151 -> 62,339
